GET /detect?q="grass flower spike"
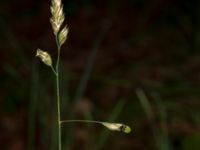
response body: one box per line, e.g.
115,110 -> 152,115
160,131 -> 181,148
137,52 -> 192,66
58,26 -> 69,46
50,0 -> 65,35
36,49 -> 52,67
102,122 -> 131,133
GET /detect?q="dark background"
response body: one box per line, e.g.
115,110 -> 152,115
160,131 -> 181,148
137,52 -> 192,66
1,0 -> 200,149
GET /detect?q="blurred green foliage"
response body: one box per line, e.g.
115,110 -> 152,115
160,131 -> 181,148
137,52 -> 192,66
183,133 -> 200,150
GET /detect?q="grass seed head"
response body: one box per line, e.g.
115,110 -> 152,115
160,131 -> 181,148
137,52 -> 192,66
36,49 -> 52,67
50,0 -> 65,35
58,26 -> 69,46
102,122 -> 131,133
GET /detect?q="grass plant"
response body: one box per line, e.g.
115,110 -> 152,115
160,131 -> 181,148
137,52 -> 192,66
35,0 -> 131,149
136,89 -> 171,150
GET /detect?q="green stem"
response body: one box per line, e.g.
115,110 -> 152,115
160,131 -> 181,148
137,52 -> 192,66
60,120 -> 104,125
51,66 -> 57,76
55,35 -> 61,150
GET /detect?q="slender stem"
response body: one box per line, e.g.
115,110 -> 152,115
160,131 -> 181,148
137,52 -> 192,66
55,35 -> 61,150
51,66 -> 57,76
60,119 -> 104,125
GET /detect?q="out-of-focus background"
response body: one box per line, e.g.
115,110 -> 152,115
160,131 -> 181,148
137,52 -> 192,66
1,0 -> 200,149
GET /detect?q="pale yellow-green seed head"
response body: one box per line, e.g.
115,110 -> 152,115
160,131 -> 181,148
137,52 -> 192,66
50,0 -> 65,35
36,49 -> 52,67
53,0 -> 61,6
58,26 -> 69,46
102,122 -> 131,134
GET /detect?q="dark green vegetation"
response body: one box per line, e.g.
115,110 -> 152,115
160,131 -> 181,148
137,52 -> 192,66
0,0 -> 200,149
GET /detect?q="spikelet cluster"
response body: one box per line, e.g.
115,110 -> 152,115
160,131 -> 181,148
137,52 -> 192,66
36,0 -> 69,67
36,49 -> 52,67
50,0 -> 64,35
58,25 -> 69,46
50,0 -> 69,46
102,122 -> 131,133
